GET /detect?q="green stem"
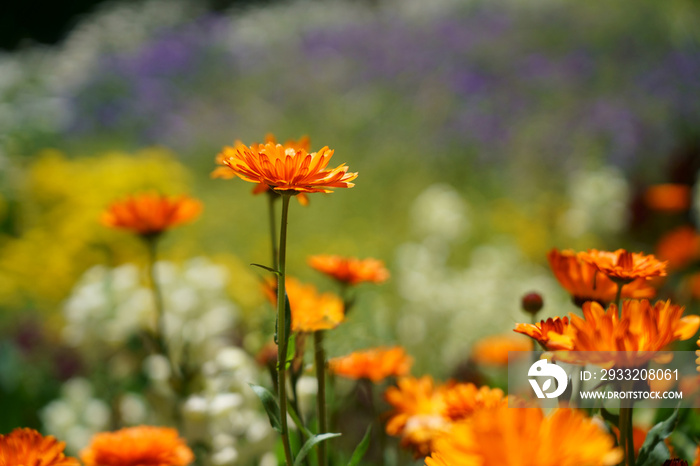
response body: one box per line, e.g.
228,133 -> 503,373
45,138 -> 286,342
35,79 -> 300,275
277,194 -> 294,466
145,236 -> 167,354
144,236 -> 183,427
614,282 -> 624,317
314,330 -> 328,466
268,192 -> 279,271
619,404 -> 635,466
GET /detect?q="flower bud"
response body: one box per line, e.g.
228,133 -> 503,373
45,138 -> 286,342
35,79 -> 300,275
521,292 -> 544,315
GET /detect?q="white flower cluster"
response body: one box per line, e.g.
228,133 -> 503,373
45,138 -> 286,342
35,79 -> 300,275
54,257 -> 275,464
559,166 -> 630,238
63,257 -> 236,368
395,184 -> 569,373
40,378 -> 112,454
182,346 -> 275,466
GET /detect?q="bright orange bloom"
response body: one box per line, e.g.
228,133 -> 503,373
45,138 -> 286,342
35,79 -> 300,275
694,445 -> 700,466
328,346 -> 412,382
578,249 -> 667,283
548,249 -> 656,306
212,135 -> 311,205
215,139 -> 357,194
308,255 -> 390,285
80,426 -> 194,466
425,407 -> 622,466
470,334 -> 532,366
656,226 -> 700,270
514,316 -> 574,350
0,428 -> 79,466
266,277 -> 345,332
644,183 -> 692,212
384,376 -> 453,457
442,383 -> 505,421
547,300 -> 700,367
102,193 -> 202,237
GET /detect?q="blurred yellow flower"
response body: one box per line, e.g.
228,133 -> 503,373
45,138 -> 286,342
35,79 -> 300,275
0,148 -> 191,310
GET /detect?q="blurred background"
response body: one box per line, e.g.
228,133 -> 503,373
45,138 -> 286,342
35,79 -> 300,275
1,0 -> 700,462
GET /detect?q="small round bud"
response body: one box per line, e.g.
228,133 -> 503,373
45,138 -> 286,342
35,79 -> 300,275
521,292 -> 544,315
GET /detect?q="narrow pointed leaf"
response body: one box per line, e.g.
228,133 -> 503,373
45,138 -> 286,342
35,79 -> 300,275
286,333 -> 296,370
286,401 -> 313,439
293,433 -> 341,466
249,383 -> 283,433
636,406 -> 679,466
251,263 -> 280,275
284,290 -> 292,347
347,426 -> 372,466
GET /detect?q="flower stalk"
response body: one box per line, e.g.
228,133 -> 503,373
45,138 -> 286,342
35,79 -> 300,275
144,236 -> 167,355
268,191 -> 279,271
314,330 -> 328,466
277,193 -> 294,466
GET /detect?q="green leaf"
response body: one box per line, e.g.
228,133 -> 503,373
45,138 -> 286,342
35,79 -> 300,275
274,291 -> 293,346
293,433 -> 342,466
249,383 -> 283,433
286,401 -> 313,439
347,426 -> 372,466
251,263 -> 280,275
285,333 -> 296,370
636,406 -> 679,466
284,291 -> 292,347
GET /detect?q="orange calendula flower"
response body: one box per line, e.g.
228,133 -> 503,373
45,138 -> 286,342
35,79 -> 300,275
0,428 -> 79,466
578,249 -> 667,283
644,183 -> 692,212
425,407 -> 622,466
80,426 -> 194,466
265,277 -> 345,332
215,139 -> 357,194
102,193 -> 202,237
328,346 -> 412,382
514,316 -> 574,350
384,376 -> 453,457
213,134 -> 312,205
547,300 -> 700,367
470,334 -> 532,366
442,383 -> 505,421
656,226 -> 700,270
548,249 -> 656,306
308,255 -> 390,285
